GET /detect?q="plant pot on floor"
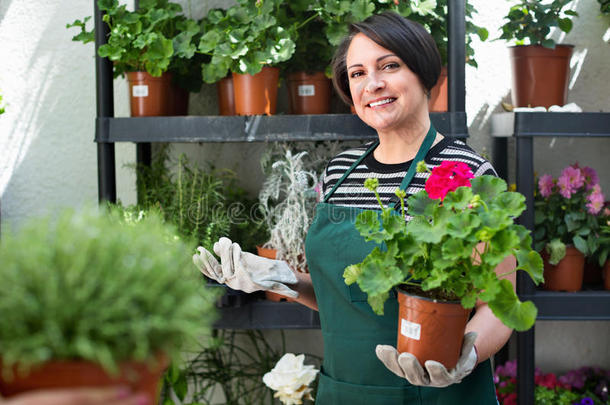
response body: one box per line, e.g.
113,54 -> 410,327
0,355 -> 168,404
232,67 -> 280,116
256,246 -> 294,302
509,45 -> 573,108
127,71 -> 172,116
542,246 -> 585,292
217,75 -> 236,116
396,287 -> 471,370
287,72 -> 331,114
428,66 -> 447,112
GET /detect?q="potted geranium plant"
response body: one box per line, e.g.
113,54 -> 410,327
67,0 -> 200,116
498,0 -> 579,108
257,147 -> 318,300
198,0 -> 297,115
534,164 -> 605,291
343,161 -> 543,368
0,208 -> 219,404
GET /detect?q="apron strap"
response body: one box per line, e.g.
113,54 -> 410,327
323,123 -> 437,208
323,140 -> 379,203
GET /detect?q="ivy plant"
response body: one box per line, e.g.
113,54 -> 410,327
498,0 -> 579,48
343,163 -> 544,332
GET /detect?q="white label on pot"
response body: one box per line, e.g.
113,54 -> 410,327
401,319 -> 421,340
298,85 -> 315,97
132,85 -> 149,98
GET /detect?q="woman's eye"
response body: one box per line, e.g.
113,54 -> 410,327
383,62 -> 400,70
350,71 -> 364,78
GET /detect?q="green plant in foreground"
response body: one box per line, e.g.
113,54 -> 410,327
343,161 -> 544,331
498,0 -> 579,48
0,207 -> 220,374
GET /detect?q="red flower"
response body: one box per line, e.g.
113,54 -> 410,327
535,373 -> 561,389
425,161 -> 474,200
503,392 -> 518,405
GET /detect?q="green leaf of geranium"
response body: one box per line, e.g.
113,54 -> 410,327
343,264 -> 362,285
443,187 -> 473,211
381,211 -> 405,237
406,190 -> 436,216
355,211 -> 388,243
488,279 -> 537,331
447,212 -> 481,239
493,192 -> 526,217
546,238 -> 566,265
368,291 -> 389,316
350,0 -> 375,21
407,216 -> 443,243
572,235 -> 588,255
460,289 -> 478,309
471,176 -> 506,201
198,30 -> 221,53
357,246 -> 404,298
515,250 -> 544,284
441,238 -> 472,261
325,23 -> 349,46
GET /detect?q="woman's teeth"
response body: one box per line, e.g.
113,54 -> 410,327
368,98 -> 395,107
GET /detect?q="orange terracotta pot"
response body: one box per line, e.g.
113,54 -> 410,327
217,75 -> 236,116
126,71 -> 171,116
232,67 -> 279,115
287,72 -> 331,114
542,246 -> 585,292
256,246 -> 294,302
604,261 -> 610,291
0,355 -> 168,404
509,45 -> 573,108
396,288 -> 471,370
428,66 -> 448,112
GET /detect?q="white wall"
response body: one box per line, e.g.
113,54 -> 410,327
1,0 -> 609,378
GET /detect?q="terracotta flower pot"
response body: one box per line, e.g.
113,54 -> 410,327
287,72 -> 331,114
509,44 -> 573,108
126,71 -> 171,117
542,246 -> 585,292
428,66 -> 448,112
256,246 -> 293,302
232,67 -> 280,116
217,75 -> 236,116
396,288 -> 471,370
604,261 -> 610,291
0,355 -> 168,404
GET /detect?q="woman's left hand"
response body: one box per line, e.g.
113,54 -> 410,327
375,332 -> 478,388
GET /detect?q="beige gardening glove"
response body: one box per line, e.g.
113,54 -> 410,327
375,332 -> 478,388
193,237 -> 299,299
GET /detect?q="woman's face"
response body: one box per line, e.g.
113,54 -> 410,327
346,33 -> 428,133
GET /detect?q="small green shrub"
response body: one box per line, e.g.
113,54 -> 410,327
0,207 -> 220,374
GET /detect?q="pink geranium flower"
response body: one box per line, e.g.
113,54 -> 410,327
586,184 -> 605,215
538,174 -> 554,198
581,166 -> 599,189
425,161 -> 474,201
557,173 -> 573,198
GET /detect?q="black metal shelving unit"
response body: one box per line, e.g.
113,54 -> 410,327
493,111 -> 610,405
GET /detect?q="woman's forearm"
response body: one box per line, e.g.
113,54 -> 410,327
292,271 -> 318,311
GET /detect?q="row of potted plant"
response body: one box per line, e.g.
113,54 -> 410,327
534,163 -> 609,292
69,0 -> 587,116
495,359 -> 609,405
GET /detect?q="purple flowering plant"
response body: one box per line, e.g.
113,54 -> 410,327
534,164 -> 606,265
495,360 -> 609,405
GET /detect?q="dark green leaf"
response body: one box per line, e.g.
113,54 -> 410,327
488,279 -> 537,331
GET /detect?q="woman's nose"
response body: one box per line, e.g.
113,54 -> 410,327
365,73 -> 385,93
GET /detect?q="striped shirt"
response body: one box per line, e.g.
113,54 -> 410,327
321,137 -> 497,213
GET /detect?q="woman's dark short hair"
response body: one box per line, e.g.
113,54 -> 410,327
331,12 -> 441,105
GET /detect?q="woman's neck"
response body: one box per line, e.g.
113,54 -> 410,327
373,116 -> 434,164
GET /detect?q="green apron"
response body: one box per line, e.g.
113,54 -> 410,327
304,124 -> 498,404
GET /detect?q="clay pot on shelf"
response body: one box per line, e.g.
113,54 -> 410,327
217,75 -> 236,116
0,355 -> 168,405
428,66 -> 448,112
508,44 -> 573,108
286,72 -> 331,114
256,246 -> 294,302
396,287 -> 471,370
542,246 -> 585,292
232,66 -> 280,116
126,71 -> 172,117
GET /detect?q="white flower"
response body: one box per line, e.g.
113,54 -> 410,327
263,353 -> 319,405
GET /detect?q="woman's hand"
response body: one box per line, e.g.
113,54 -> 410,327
0,386 -> 149,405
